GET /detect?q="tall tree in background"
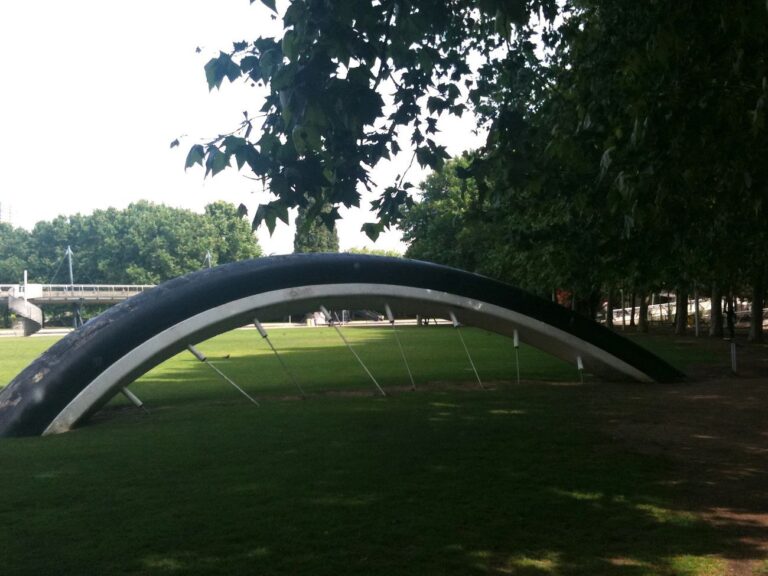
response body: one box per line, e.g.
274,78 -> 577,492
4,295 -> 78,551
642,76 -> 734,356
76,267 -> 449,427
0,223 -> 31,283
293,202 -> 339,253
401,154 -> 487,273
204,200 -> 265,264
4,202 -> 261,286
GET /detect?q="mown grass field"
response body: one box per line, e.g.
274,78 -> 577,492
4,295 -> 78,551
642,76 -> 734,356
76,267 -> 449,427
0,327 -> 739,575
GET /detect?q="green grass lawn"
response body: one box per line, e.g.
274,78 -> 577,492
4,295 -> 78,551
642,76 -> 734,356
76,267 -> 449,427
0,327 -> 731,575
117,326 -> 579,407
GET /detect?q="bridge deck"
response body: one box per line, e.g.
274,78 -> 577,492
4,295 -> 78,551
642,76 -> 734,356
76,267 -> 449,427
0,284 -> 155,305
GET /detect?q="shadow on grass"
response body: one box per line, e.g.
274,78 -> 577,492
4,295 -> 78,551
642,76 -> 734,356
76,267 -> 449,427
2,383 -> 764,575
4,328 -> 765,574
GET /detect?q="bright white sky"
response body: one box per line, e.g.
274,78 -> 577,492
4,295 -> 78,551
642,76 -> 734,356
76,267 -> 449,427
0,0 -> 485,255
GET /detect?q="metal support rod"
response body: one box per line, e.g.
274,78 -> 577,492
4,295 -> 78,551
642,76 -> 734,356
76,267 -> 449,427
385,304 -> 415,390
449,311 -> 484,389
73,302 -> 84,329
576,355 -> 585,384
121,386 -> 149,414
254,318 -> 306,397
320,306 -> 386,396
65,246 -> 81,329
513,329 -> 521,385
730,342 -> 738,375
187,344 -> 260,406
65,245 -> 74,287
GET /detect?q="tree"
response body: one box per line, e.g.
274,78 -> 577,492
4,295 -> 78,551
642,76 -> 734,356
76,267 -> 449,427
293,202 -> 339,253
189,0 -> 768,331
345,247 -> 401,258
204,201 -> 263,264
12,202 -> 261,285
0,223 -> 31,283
553,1 -> 768,335
183,0 -> 558,238
400,155 -> 487,272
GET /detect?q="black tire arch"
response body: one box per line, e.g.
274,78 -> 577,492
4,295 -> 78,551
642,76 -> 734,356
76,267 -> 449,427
0,254 -> 683,437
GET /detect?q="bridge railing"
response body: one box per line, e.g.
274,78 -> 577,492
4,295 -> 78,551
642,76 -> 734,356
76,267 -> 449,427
1,284 -> 155,302
39,284 -> 155,300
41,284 -> 155,293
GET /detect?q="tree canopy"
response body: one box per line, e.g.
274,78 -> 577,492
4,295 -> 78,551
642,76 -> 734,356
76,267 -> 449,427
0,202 -> 261,285
188,0 -> 768,339
184,0 -> 557,237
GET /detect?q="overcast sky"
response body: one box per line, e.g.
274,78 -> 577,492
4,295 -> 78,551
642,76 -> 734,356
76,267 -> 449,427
0,0 -> 484,254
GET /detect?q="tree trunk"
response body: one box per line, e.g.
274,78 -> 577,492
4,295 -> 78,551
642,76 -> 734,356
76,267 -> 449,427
621,289 -> 626,330
629,291 -> 636,328
606,287 -> 614,328
693,285 -> 700,337
666,292 -> 672,325
748,274 -> 765,343
674,287 -> 688,335
709,283 -> 723,337
638,290 -> 649,333
726,293 -> 736,339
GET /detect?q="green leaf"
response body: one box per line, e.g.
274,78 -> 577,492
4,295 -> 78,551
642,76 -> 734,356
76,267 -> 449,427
455,166 -> 472,180
254,203 -> 276,234
205,147 -> 229,177
427,96 -> 446,115
275,203 -> 289,225
259,133 -> 281,155
417,49 -> 434,74
259,49 -> 280,81
361,222 -> 385,242
253,201 -> 287,234
259,0 -> 277,12
240,56 -> 262,83
169,139 -> 180,149
291,125 -> 307,154
204,52 -> 241,90
281,30 -> 298,61
244,148 -> 271,175
222,135 -> 247,153
270,174 -> 291,197
318,208 -> 340,230
184,145 -> 205,170
347,66 -> 370,86
415,147 -> 434,168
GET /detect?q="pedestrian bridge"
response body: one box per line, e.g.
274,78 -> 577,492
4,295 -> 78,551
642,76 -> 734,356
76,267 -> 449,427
1,284 -> 154,335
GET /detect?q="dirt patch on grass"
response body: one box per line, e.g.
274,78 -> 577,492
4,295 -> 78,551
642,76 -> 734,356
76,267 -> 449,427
589,338 -> 768,575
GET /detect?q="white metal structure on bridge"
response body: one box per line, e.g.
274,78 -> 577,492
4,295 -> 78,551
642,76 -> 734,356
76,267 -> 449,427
1,284 -> 154,335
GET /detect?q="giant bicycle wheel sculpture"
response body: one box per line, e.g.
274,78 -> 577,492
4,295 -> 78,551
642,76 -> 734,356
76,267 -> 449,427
0,254 -> 682,437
